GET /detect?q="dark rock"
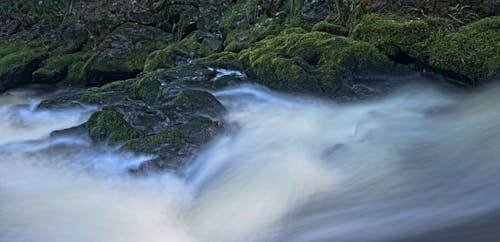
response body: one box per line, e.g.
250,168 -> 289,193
85,22 -> 173,86
0,42 -> 46,93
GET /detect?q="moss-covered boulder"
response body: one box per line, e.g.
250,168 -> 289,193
428,16 -> 500,84
351,14 -> 453,64
144,31 -> 222,71
0,42 -> 46,92
32,52 -> 91,84
85,22 -> 173,86
162,89 -> 226,120
239,30 -> 395,97
223,15 -> 285,53
312,18 -> 348,36
85,109 -> 141,142
124,116 -> 224,172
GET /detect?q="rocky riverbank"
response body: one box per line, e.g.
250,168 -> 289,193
0,0 -> 498,173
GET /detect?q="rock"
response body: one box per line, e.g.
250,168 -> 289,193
42,69 -> 228,173
124,116 -> 224,173
0,42 -> 46,92
144,31 -> 223,72
351,14 -> 454,64
85,109 -> 141,142
239,30 -> 398,98
428,16 -> 500,84
312,19 -> 349,36
85,22 -> 173,86
300,0 -> 334,21
32,52 -> 91,84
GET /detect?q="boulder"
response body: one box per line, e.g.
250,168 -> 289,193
351,14 -> 453,64
0,42 -> 46,92
428,16 -> 500,84
85,22 -> 173,86
239,30 -> 398,98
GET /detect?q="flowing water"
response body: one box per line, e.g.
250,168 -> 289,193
1,82 -> 500,242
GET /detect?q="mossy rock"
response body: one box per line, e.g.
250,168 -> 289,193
239,30 -> 394,96
85,109 -> 141,143
428,16 -> 500,84
193,51 -> 243,70
124,116 -> 224,171
0,42 -> 47,92
223,16 -> 285,53
79,79 -> 135,105
38,79 -> 135,109
163,89 -> 226,119
131,72 -> 163,105
351,14 -> 454,64
32,52 -> 92,84
144,31 -> 222,71
85,23 -> 173,86
312,21 -> 348,36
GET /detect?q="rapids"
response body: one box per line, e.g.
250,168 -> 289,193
1,82 -> 500,242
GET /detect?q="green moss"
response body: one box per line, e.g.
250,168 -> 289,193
79,79 -> 134,104
351,14 -> 453,63
429,16 -> 500,83
169,89 -> 225,117
200,38 -> 223,57
32,52 -> 91,83
67,60 -> 88,82
312,21 -> 348,36
85,109 -> 140,143
224,16 -> 286,53
194,52 -> 243,70
224,41 -> 251,53
239,31 -> 392,94
144,32 -> 202,71
131,73 -> 162,105
123,116 -> 218,154
0,45 -> 45,77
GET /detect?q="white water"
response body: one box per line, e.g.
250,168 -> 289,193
1,82 -> 500,242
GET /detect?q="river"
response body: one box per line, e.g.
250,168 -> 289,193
1,82 -> 500,242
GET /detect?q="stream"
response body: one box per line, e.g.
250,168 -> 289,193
2,82 -> 500,242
